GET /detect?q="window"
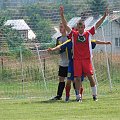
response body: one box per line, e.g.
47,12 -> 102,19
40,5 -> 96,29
115,38 -> 120,47
115,38 -> 118,46
119,38 -> 120,47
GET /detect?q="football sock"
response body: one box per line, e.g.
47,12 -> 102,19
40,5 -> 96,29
91,85 -> 97,96
73,82 -> 76,90
75,89 -> 79,96
65,85 -> 71,98
57,82 -> 65,98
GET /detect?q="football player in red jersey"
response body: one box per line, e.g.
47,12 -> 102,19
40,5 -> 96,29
59,6 -> 108,101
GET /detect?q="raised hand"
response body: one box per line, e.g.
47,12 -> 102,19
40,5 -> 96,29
59,6 -> 64,16
59,5 -> 71,33
104,8 -> 109,16
95,6 -> 109,29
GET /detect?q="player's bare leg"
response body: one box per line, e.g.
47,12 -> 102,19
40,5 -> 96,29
75,77 -> 82,102
80,85 -> 84,99
87,75 -> 98,101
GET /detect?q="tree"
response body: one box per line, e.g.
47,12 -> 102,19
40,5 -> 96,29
24,4 -> 52,43
23,2 -> 87,43
89,0 -> 108,18
0,16 -> 24,49
2,0 -> 9,10
112,0 -> 120,11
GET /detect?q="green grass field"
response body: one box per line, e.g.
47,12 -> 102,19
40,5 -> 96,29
0,53 -> 120,120
0,92 -> 119,120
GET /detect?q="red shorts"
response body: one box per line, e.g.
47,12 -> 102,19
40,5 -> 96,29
74,58 -> 93,77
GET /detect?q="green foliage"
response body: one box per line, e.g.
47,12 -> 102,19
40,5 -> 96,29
36,19 -> 52,43
0,16 -> 24,49
23,3 -> 81,43
112,0 -> 120,11
0,14 -> 33,59
0,16 -> 6,26
0,2 -> 87,44
39,41 -> 55,50
24,66 -> 43,81
20,48 -> 33,59
56,3 -> 77,21
0,68 -> 13,81
4,27 -> 23,48
24,4 -> 52,43
89,0 -> 108,17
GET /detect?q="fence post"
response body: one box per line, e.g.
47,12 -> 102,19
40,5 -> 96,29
20,46 -> 24,95
1,57 -> 4,81
43,57 -> 45,78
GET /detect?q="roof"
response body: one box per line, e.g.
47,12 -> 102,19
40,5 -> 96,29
109,14 -> 120,22
67,17 -> 81,28
28,29 -> 36,40
52,17 -> 95,39
52,13 -> 120,40
4,19 -> 30,30
52,17 -> 81,39
4,19 -> 36,39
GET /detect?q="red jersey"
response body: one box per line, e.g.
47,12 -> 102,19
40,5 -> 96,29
68,26 -> 95,60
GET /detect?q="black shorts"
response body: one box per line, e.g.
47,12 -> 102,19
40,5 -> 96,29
58,66 -> 68,77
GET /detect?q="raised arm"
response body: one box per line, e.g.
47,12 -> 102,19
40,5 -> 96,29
95,8 -> 108,30
60,6 -> 71,33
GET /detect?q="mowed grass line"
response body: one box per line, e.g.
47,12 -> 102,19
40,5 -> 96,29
0,93 -> 120,120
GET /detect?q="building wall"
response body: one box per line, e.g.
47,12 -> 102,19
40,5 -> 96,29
92,21 -> 120,53
111,21 -> 120,53
19,30 -> 28,41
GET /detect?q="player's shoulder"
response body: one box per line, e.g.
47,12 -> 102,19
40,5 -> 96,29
56,36 -> 62,46
57,36 -> 62,40
86,26 -> 95,32
91,39 -> 96,43
71,29 -> 79,36
72,29 -> 78,33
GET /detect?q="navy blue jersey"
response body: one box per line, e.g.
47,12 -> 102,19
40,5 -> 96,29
60,40 -> 73,60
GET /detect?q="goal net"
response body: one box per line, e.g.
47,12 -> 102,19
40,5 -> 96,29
0,0 -> 120,100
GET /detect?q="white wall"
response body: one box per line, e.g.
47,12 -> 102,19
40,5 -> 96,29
92,21 -> 120,54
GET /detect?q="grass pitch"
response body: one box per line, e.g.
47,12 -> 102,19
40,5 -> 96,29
0,92 -> 119,120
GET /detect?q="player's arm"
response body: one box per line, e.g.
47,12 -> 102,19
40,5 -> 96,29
95,8 -> 108,30
60,6 -> 71,33
47,45 -> 61,52
95,40 -> 112,45
91,39 -> 111,49
47,39 -> 71,52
